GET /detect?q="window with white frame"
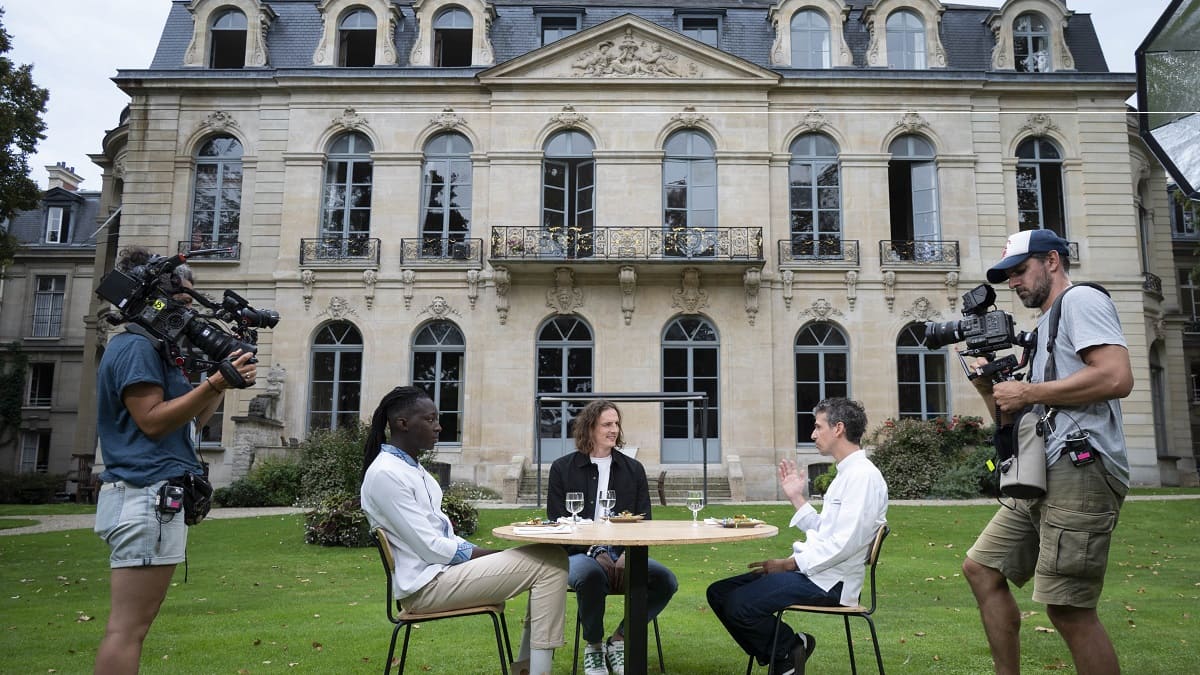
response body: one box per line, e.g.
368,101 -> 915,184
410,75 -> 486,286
308,322 -> 363,431
680,16 -> 720,47
190,135 -> 243,252
1171,187 -> 1198,238
20,430 -> 51,473
789,133 -> 841,257
339,7 -> 377,66
1016,137 -> 1065,237
663,130 -> 717,257
322,132 -> 374,255
421,133 -> 473,257
434,7 -> 473,67
662,316 -> 720,462
543,130 -> 596,258
27,363 -> 54,407
188,370 -> 224,445
32,275 -> 66,338
790,9 -> 830,68
536,315 -> 594,462
1013,12 -> 1050,72
541,15 -> 579,45
1179,269 -> 1200,330
210,8 -> 248,68
897,323 -> 948,420
45,206 -> 70,243
886,10 -> 925,69
888,135 -> 940,253
412,321 -> 465,444
795,323 -> 849,444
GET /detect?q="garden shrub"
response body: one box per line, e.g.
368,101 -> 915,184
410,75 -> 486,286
445,481 -> 501,501
304,492 -> 371,547
440,491 -> 479,536
0,471 -> 69,504
812,465 -> 837,495
299,421 -> 368,506
214,457 -> 303,507
867,416 -> 996,499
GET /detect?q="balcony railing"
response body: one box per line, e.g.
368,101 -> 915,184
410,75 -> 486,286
178,237 -> 241,261
778,238 -> 859,266
489,226 -> 763,262
400,237 -> 483,266
300,236 -> 381,267
1143,272 -> 1163,296
880,239 -> 960,266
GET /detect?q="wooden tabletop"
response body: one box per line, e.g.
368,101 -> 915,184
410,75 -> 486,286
493,519 -> 778,546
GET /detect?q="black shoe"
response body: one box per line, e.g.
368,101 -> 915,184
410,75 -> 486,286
766,655 -> 795,675
791,633 -> 816,675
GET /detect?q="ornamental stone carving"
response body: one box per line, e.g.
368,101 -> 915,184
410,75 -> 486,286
671,106 -> 709,128
420,296 -> 460,319
551,104 -> 589,128
494,266 -> 511,324
845,270 -> 859,309
401,269 -> 416,309
332,107 -> 367,132
945,271 -> 960,311
362,269 -> 377,309
796,109 -> 830,134
800,298 -> 844,322
432,107 -> 465,131
619,266 -> 637,325
467,269 -> 481,309
572,29 -> 686,78
200,111 -> 239,134
301,269 -> 316,311
672,267 -> 709,314
744,268 -> 761,326
546,267 -> 584,314
781,269 -> 794,309
1020,113 -> 1059,137
320,296 -> 357,320
902,297 -> 942,322
883,270 -> 896,311
895,110 -> 930,135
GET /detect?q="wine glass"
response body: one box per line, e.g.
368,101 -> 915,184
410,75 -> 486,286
686,490 -> 704,526
565,492 -> 584,524
598,490 -> 616,522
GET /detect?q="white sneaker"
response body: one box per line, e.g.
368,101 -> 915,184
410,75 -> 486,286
605,639 -> 625,675
583,643 -> 608,675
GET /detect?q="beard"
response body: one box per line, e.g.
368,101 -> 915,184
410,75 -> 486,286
1016,269 -> 1052,308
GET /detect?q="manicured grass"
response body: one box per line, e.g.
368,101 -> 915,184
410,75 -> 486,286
0,503 -> 96,516
0,518 -> 37,530
0,501 -> 1196,674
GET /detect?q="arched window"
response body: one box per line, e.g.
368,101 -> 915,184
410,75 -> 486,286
536,316 -> 594,462
1016,137 -> 1065,237
1014,12 -> 1051,72
434,7 -> 473,67
896,323 -> 947,420
412,321 -> 465,444
543,130 -> 596,258
309,322 -> 363,431
663,130 -> 717,257
321,132 -> 373,258
662,316 -> 720,462
888,135 -> 939,258
189,136 -> 243,255
886,10 -> 925,69
789,133 -> 841,258
795,323 -> 849,444
421,133 -> 473,257
339,8 -> 377,67
210,9 -> 248,68
791,9 -> 830,68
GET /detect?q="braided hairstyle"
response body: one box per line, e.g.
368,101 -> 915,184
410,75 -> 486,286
361,386 -> 433,479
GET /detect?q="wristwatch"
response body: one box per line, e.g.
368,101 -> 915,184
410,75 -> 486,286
586,545 -> 610,559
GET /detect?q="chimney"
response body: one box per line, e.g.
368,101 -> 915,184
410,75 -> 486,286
45,162 -> 83,192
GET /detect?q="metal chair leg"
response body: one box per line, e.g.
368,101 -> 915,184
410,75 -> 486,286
384,622 -> 404,675
500,612 -> 514,663
490,612 -> 510,675
864,616 -> 885,675
843,615 -> 857,675
572,614 -> 582,675
397,623 -> 415,675
653,617 -> 665,673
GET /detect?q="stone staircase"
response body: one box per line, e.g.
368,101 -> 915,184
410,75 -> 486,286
516,469 -> 732,505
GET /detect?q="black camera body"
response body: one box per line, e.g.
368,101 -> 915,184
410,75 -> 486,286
96,249 -> 279,381
924,284 -> 1035,382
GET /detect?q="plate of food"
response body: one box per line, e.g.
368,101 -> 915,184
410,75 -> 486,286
608,512 -> 645,523
718,516 -> 764,528
510,518 -> 558,528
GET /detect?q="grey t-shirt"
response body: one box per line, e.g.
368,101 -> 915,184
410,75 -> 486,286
1028,285 -> 1130,485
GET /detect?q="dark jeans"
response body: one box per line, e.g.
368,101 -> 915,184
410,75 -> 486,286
568,552 -> 678,644
707,572 -> 842,665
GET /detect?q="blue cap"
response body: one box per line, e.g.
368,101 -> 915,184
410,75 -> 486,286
986,230 -> 1070,283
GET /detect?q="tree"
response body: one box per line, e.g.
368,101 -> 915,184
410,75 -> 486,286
0,7 -> 49,223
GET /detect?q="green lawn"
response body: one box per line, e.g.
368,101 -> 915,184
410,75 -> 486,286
1,501 -> 1196,674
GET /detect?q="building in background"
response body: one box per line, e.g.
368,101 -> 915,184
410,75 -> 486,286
76,0 -> 1195,497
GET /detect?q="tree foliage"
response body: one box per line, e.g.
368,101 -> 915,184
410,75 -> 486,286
0,8 -> 50,222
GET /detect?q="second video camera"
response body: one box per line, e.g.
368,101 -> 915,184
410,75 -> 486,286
924,284 -> 1034,382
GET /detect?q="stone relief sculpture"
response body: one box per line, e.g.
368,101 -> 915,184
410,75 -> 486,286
571,29 -> 687,78
801,298 -> 844,322
619,266 -> 637,325
300,269 -> 316,311
546,267 -> 584,314
467,269 -> 481,309
420,295 -> 460,319
845,270 -> 858,309
744,268 -> 761,326
945,271 -> 960,311
781,269 -> 795,310
902,296 -> 941,322
672,267 -> 709,314
362,269 -> 377,309
494,266 -> 511,324
883,270 -> 896,311
401,269 -> 416,309
432,107 -> 465,130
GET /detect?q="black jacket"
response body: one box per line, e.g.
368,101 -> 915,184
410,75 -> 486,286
547,449 -> 653,556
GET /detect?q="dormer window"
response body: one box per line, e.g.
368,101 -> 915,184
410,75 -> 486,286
680,16 -> 720,48
434,7 -> 474,67
45,206 -> 69,244
540,15 -> 579,46
791,10 -> 831,68
210,9 -> 248,68
886,10 -> 925,69
340,8 -> 378,66
1014,12 -> 1050,72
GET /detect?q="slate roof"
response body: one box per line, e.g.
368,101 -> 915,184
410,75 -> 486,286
143,0 -> 1115,76
7,189 -> 102,249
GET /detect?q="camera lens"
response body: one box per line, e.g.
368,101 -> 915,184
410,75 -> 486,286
238,307 -> 280,329
184,320 -> 258,362
922,320 -> 963,349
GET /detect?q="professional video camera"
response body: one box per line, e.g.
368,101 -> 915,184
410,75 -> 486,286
924,284 -> 1035,383
95,248 -> 279,387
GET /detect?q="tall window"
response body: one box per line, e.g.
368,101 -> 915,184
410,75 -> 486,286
536,316 -> 594,462
434,7 -> 473,67
795,323 -> 849,444
421,133 -> 473,257
888,135 -> 940,253
322,132 -> 373,255
680,16 -> 719,47
543,130 -> 595,258
1171,186 -> 1198,237
412,321 -> 465,444
32,275 -> 66,338
188,371 -> 224,445
20,430 -> 51,473
886,10 -> 925,69
308,322 -> 363,431
662,316 -> 720,462
1179,269 -> 1200,331
663,130 -> 717,257
789,133 -> 841,257
27,363 -> 54,407
1014,12 -> 1050,72
210,8 -> 248,68
897,323 -> 948,420
791,10 -> 830,68
190,136 -> 243,251
339,8 -> 377,67
1016,137 -> 1065,237
541,15 -> 579,45
45,206 -> 69,243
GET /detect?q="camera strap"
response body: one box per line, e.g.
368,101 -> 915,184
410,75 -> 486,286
218,359 -> 249,389
1040,282 -> 1110,434
125,323 -> 185,370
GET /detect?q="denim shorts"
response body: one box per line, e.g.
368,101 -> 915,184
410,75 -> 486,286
94,480 -> 188,568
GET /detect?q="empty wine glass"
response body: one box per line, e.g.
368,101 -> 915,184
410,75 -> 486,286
686,490 -> 704,526
566,492 -> 584,524
598,490 -> 616,522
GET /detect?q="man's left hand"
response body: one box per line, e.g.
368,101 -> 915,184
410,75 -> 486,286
992,380 -> 1032,414
748,558 -> 796,575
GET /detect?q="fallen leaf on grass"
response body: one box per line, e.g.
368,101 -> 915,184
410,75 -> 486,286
312,642 -> 323,651
1034,626 -> 1056,633
1043,658 -> 1070,670
913,632 -> 926,637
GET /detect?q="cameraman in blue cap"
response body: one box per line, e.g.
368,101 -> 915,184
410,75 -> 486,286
962,229 -> 1132,675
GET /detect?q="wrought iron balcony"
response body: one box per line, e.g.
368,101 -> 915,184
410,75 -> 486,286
177,237 -> 241,261
400,237 -> 483,266
300,236 -> 381,267
489,226 -> 763,262
879,240 -> 960,266
1143,272 -> 1163,296
778,238 -> 859,267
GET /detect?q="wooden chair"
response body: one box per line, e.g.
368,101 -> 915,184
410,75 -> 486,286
748,525 -> 890,675
371,529 -> 513,675
569,588 -> 665,674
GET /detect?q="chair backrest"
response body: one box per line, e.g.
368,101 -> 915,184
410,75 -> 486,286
371,528 -> 401,622
860,524 -> 890,614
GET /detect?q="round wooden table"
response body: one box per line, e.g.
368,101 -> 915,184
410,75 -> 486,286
494,519 -> 778,675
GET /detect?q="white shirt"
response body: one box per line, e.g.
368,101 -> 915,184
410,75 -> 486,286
789,449 -> 889,606
591,454 -> 613,521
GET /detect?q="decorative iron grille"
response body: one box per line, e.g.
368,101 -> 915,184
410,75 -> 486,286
177,237 -> 241,260
400,237 -> 482,265
299,236 -> 381,266
778,238 -> 859,265
489,226 -> 763,261
879,240 -> 960,265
